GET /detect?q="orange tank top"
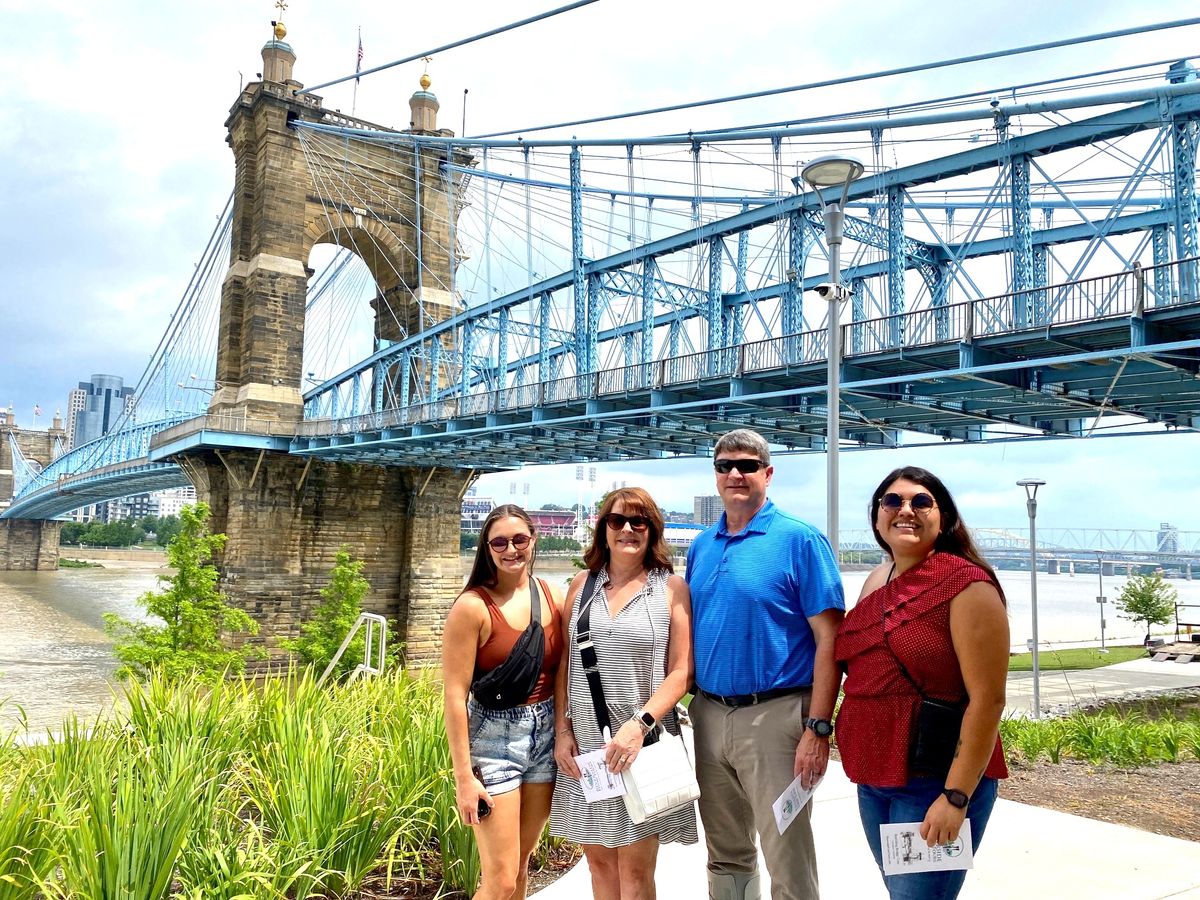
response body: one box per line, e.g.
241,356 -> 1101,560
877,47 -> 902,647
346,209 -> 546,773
473,578 -> 562,704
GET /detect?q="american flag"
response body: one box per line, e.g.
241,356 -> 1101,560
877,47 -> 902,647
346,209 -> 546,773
356,29 -> 363,83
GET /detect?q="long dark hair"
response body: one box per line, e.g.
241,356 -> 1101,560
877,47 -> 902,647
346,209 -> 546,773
582,487 -> 674,574
465,504 -> 537,591
869,466 -> 1005,602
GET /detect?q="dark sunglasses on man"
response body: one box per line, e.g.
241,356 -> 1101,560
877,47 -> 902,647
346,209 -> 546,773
487,533 -> 532,551
713,458 -> 765,475
603,513 -> 651,532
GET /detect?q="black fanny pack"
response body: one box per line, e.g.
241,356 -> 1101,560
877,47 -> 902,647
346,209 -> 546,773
471,579 -> 546,710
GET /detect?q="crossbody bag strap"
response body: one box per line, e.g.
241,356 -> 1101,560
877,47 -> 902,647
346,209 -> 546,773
575,570 -> 613,740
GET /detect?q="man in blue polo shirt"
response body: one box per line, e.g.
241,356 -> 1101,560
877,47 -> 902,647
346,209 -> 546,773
686,428 -> 844,900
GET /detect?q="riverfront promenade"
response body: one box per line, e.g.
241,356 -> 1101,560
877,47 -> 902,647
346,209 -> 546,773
539,658 -> 1200,899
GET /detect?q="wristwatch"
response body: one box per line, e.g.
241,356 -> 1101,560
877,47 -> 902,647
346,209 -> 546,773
941,788 -> 970,809
803,717 -> 833,738
633,709 -> 656,733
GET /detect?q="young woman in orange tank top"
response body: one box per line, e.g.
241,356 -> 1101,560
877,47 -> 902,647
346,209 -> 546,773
442,504 -> 565,900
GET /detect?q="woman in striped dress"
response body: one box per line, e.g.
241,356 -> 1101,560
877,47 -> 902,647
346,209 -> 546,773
550,487 -> 697,899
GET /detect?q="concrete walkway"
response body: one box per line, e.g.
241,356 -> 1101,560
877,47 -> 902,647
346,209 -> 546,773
538,661 -> 1200,899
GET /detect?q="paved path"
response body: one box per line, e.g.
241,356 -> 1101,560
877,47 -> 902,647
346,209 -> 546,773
538,661 -> 1200,899
1008,656 -> 1200,717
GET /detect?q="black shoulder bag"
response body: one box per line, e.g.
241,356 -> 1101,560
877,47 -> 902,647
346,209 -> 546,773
575,571 -> 658,746
882,606 -> 964,778
471,579 -> 546,710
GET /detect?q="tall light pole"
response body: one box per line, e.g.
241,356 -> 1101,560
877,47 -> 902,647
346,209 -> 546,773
1096,550 -> 1108,652
796,155 -> 865,560
1017,478 -> 1046,719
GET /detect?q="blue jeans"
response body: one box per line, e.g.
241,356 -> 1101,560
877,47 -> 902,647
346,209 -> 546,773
857,776 -> 998,900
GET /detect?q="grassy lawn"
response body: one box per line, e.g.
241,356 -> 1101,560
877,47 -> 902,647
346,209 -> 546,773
1008,645 -> 1146,671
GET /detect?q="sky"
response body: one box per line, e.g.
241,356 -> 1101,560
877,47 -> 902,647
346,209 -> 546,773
1,0 -> 1199,534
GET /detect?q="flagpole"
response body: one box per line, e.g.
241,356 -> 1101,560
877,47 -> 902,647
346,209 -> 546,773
352,26 -> 361,116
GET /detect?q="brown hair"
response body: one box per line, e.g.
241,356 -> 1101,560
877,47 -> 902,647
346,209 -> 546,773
868,466 -> 1005,603
582,487 -> 674,574
465,504 -> 537,591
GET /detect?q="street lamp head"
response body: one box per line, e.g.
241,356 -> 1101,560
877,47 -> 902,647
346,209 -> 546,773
799,154 -> 865,189
1017,477 -> 1046,503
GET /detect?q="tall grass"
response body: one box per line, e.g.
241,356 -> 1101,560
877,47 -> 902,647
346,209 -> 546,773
0,669 -> 515,898
1004,703 -> 1200,768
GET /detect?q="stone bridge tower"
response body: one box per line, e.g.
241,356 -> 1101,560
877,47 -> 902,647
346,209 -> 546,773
179,22 -> 473,665
0,409 -> 66,570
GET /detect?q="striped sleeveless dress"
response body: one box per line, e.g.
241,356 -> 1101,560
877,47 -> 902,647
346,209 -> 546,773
548,567 -> 698,847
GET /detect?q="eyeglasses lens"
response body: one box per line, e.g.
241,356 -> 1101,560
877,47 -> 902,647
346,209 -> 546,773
488,534 -> 531,551
714,459 -> 763,475
605,513 -> 650,531
880,492 -> 935,512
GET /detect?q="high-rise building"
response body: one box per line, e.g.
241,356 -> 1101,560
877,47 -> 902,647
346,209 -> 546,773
153,486 -> 197,518
72,375 -> 134,448
694,495 -> 724,526
64,387 -> 86,450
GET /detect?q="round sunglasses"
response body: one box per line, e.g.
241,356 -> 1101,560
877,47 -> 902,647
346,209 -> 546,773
603,512 -> 651,532
878,492 -> 937,513
487,533 -> 532,551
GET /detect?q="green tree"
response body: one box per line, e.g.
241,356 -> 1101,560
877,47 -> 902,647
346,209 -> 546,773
461,531 -> 478,551
104,503 -> 259,682
282,547 -> 397,679
1115,571 -> 1178,643
152,514 -> 183,547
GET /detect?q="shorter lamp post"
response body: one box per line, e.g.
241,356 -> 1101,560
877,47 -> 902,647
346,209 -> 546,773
1096,550 -> 1107,652
1017,478 -> 1046,719
794,154 -> 865,560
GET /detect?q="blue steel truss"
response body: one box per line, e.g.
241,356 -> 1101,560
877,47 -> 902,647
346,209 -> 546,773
6,65 -> 1200,520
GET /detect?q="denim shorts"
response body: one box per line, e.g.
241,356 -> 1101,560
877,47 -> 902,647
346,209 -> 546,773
468,697 -> 556,795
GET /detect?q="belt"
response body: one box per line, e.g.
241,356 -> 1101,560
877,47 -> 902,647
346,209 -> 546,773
697,685 -> 809,708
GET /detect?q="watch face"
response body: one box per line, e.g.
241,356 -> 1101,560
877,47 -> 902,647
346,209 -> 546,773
806,717 -> 832,737
638,711 -> 655,728
943,789 -> 969,809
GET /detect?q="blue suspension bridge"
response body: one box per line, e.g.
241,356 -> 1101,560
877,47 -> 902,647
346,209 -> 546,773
5,20 -> 1200,538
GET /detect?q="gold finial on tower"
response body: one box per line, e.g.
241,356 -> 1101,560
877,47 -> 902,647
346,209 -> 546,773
420,56 -> 432,90
273,0 -> 288,39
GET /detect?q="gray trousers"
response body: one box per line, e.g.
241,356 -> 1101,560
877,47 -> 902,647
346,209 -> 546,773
691,691 -> 818,900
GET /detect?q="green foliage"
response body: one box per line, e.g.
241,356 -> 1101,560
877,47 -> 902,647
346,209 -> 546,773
148,514 -> 183,546
1115,572 -> 1178,639
461,531 -> 478,551
0,671 -> 510,896
103,503 -> 259,682
538,535 -> 582,552
57,558 -> 102,569
60,520 -> 145,547
281,547 -> 398,679
1003,702 -> 1200,767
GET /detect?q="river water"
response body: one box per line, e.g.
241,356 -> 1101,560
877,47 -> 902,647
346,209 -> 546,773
3,558 -> 1197,734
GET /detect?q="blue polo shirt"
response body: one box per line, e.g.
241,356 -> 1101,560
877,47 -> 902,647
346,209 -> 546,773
686,499 -> 844,696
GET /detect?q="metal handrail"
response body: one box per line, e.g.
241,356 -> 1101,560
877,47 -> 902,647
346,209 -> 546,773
316,612 -> 389,686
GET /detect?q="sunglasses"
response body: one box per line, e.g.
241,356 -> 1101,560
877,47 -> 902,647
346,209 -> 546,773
604,513 -> 651,532
879,492 -> 937,513
487,533 -> 532,551
713,458 -> 766,475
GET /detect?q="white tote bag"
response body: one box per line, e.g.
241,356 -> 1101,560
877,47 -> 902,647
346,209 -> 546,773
622,727 -> 701,824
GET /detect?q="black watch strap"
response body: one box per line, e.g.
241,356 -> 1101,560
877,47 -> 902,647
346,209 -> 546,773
803,716 -> 833,737
941,788 -> 970,809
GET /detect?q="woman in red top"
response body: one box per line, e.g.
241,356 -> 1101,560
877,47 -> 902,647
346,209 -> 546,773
443,504 -> 566,900
835,467 -> 1009,900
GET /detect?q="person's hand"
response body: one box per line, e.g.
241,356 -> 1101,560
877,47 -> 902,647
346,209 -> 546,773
604,719 -> 646,773
793,728 -> 829,791
920,795 -> 967,846
555,724 -> 582,779
455,772 -> 492,826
